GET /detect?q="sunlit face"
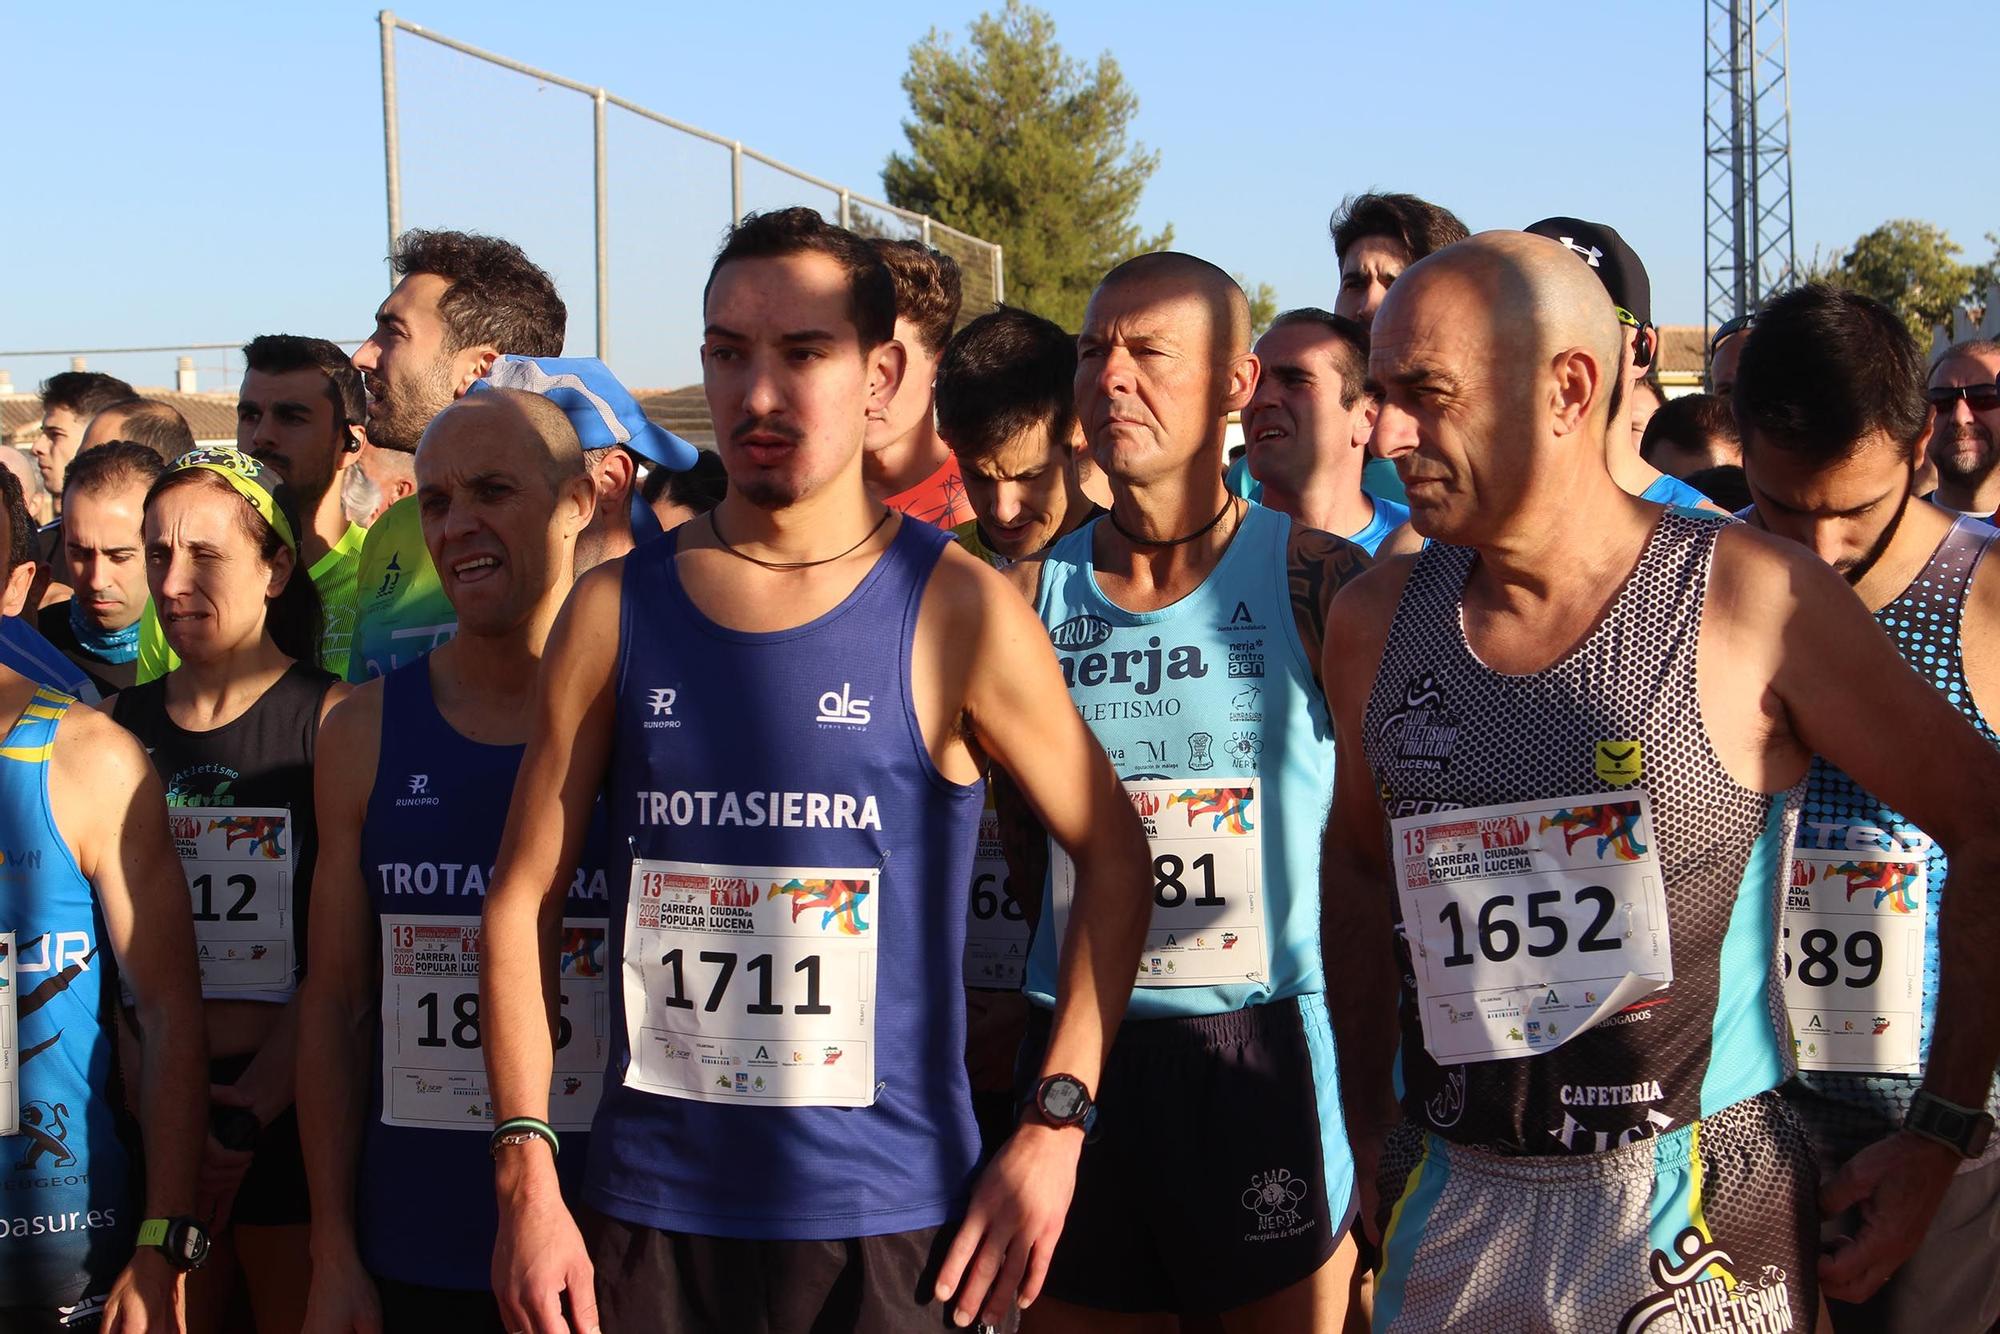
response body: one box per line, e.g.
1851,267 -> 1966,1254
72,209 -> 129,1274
351,273 -> 464,452
1076,279 -> 1238,487
1244,320 -> 1370,495
63,480 -> 149,634
958,419 -> 1082,561
701,251 -> 903,511
414,402 -> 586,637
35,405 -> 84,492
1927,350 -> 2000,492
145,479 -> 292,664
1334,234 -> 1411,329
1744,429 -> 1922,582
238,367 -> 351,510
1366,269 -> 1529,544
865,315 -> 941,454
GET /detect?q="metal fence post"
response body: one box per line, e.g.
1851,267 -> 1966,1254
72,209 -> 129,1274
921,216 -> 933,246
379,11 -> 402,267
594,88 -> 609,359
731,143 -> 744,224
994,246 -> 1005,304
839,189 -> 851,228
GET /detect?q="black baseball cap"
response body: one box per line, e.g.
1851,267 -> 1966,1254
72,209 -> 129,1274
1524,216 -> 1652,329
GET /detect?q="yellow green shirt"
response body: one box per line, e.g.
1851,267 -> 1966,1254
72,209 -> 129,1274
344,497 -> 456,683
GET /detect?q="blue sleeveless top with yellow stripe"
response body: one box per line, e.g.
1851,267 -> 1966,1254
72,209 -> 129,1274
0,686 -> 138,1307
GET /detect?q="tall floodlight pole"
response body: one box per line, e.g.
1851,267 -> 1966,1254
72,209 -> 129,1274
1703,0 -> 1798,333
380,11 -> 402,270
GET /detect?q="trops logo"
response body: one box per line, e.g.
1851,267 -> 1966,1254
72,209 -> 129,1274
1049,614 -> 1112,651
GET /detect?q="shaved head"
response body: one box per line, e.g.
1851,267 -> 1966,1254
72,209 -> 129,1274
419,387 -> 586,490
1367,231 -> 1627,544
1095,252 -> 1254,359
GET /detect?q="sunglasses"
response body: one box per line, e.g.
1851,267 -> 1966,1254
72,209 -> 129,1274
1709,313 -> 1756,354
1928,382 -> 2000,412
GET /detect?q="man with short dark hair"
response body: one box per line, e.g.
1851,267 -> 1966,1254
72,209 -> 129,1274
1628,374 -> 1665,450
78,397 -> 196,464
0,470 -> 100,701
1640,392 -> 1744,479
0,464 -> 210,1334
1526,216 -> 1723,514
38,442 -> 163,694
1925,339 -> 2000,520
1709,314 -> 1755,397
34,371 -> 133,503
864,237 -> 973,528
479,206 -> 1154,1334
935,304 -> 1096,566
1737,286 -> 2000,1331
346,229 -> 569,681
1245,307 -> 1408,554
1329,192 -> 1470,330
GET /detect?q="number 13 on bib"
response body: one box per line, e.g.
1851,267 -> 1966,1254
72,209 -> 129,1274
1392,793 -> 1674,1065
623,860 -> 878,1108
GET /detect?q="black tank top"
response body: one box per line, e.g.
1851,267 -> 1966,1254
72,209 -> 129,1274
114,661 -> 336,1000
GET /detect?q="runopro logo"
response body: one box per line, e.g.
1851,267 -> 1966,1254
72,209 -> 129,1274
407,774 -> 429,795
649,688 -> 677,717
816,684 -> 872,727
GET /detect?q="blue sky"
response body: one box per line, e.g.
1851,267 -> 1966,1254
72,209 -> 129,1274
8,1 -> 1996,395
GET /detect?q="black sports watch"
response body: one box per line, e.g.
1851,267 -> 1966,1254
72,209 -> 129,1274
1030,1073 -> 1099,1136
1905,1089 -> 1995,1159
136,1216 -> 210,1272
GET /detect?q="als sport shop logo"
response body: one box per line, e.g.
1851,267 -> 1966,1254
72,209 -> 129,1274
1377,673 -> 1461,771
644,687 -> 682,731
1239,1167 -> 1311,1241
815,683 -> 873,728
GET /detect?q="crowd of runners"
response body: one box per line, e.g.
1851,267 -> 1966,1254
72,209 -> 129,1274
5,189 -> 2000,1334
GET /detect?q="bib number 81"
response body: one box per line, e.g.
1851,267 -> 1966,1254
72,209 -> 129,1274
416,991 -> 574,1050
1438,886 -> 1620,967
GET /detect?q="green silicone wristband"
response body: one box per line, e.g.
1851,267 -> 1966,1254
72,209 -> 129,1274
489,1116 -> 560,1157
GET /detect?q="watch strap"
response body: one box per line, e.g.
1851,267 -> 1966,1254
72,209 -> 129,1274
1907,1089 -> 1994,1157
135,1218 -> 169,1248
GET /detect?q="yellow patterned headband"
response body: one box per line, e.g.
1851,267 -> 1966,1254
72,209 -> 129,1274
168,445 -> 298,553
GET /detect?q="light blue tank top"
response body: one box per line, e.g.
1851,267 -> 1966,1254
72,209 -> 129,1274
1025,504 -> 1338,1017
1641,471 -> 1717,514
0,687 -> 136,1307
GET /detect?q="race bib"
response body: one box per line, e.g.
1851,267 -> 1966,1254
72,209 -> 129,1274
170,808 -> 296,996
379,915 -> 610,1131
1393,792 -> 1673,1065
623,859 -> 878,1108
0,932 -> 16,1136
964,798 -> 1028,989
1783,839 -> 1926,1074
1052,779 -> 1268,989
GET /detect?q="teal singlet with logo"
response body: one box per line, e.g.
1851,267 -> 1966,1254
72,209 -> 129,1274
1024,504 -> 1337,1017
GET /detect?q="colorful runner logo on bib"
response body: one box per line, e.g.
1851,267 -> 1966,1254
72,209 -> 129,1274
1829,860 -> 1919,913
773,878 -> 872,935
1170,787 -> 1255,835
1540,801 -> 1648,861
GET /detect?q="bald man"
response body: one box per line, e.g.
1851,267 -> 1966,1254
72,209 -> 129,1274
1318,232 -> 2000,1330
1000,252 -> 1370,1330
298,390 -> 611,1334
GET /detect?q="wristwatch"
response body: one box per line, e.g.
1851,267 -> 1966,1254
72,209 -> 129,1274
1031,1073 -> 1099,1136
1905,1089 -> 1995,1158
136,1216 -> 211,1272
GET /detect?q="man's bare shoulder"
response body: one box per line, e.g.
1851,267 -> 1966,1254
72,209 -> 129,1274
1708,520 -> 1847,623
928,539 -> 1037,630
50,698 -> 150,787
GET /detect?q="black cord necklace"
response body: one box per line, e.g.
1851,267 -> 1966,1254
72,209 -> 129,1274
1108,493 -> 1238,548
709,505 -> 894,571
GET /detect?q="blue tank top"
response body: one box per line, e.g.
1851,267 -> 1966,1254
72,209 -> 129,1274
1793,516 -> 2000,1156
1641,472 -> 1716,514
590,518 -> 985,1241
1025,504 -> 1338,1017
356,658 -> 610,1289
0,687 -> 136,1307
1349,496 -> 1412,556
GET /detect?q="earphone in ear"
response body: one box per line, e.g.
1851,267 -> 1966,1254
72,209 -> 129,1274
1632,325 -> 1657,370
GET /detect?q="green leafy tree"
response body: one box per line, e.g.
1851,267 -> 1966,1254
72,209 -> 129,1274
883,1 -> 1172,329
1808,220 -> 1981,345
